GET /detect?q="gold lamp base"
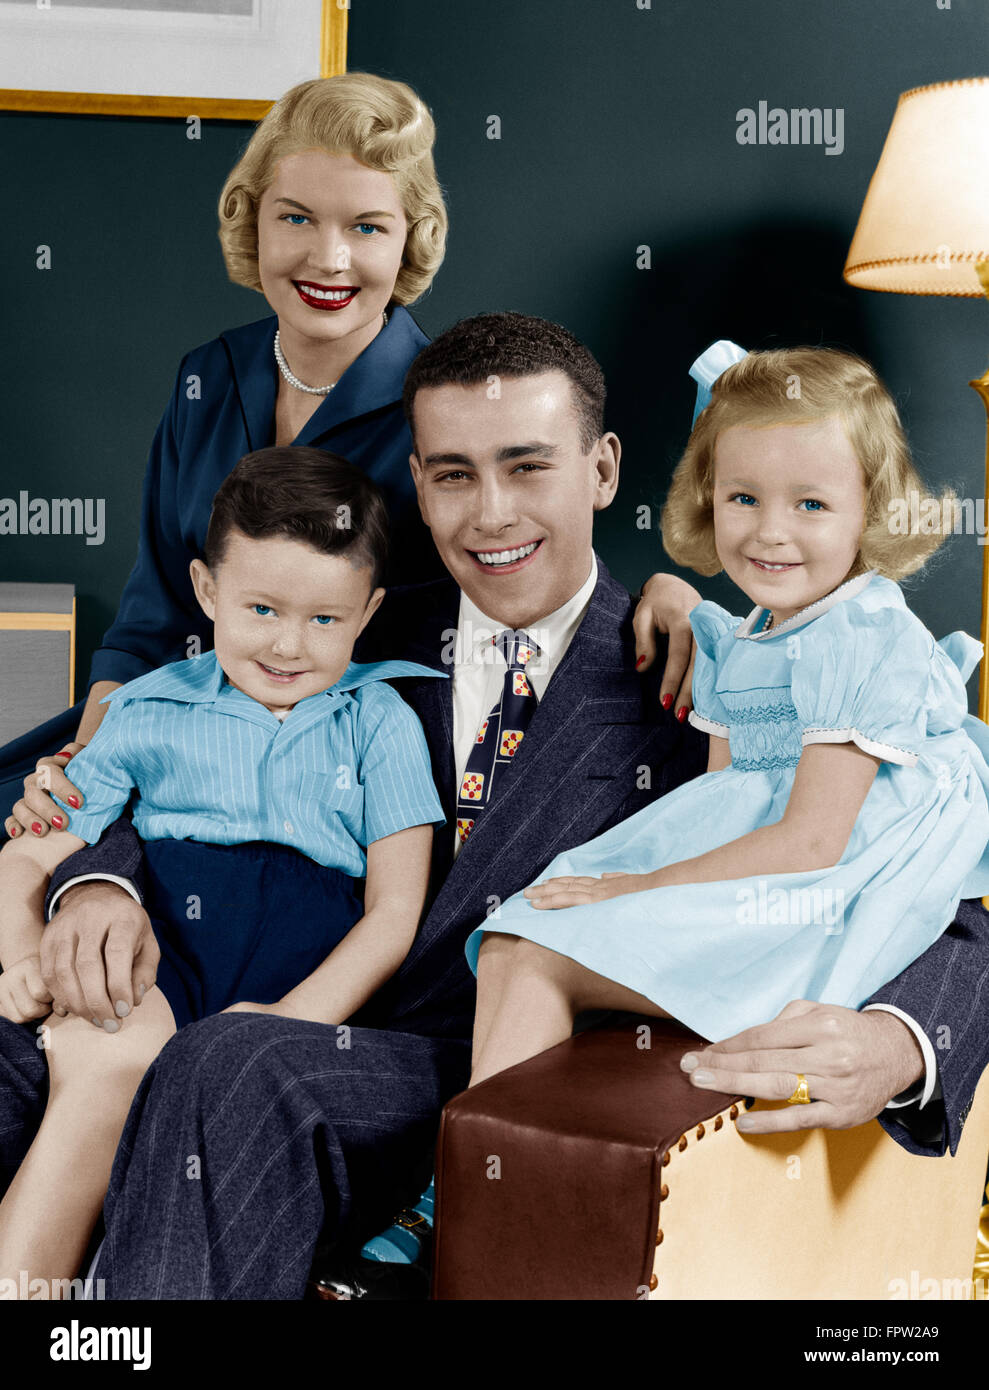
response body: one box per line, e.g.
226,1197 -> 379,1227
972,364 -> 989,728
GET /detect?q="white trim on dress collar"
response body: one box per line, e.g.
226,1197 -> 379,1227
734,570 -> 878,641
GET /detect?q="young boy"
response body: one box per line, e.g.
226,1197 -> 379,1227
0,446 -> 445,1291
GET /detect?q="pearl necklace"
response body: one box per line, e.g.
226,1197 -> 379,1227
273,310 -> 389,395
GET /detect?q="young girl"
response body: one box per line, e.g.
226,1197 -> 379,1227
0,449 -> 445,1294
461,342 -> 989,1084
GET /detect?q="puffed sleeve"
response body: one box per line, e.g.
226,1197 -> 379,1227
687,601 -> 740,738
356,684 -> 446,844
789,601 -> 937,766
50,695 -> 138,843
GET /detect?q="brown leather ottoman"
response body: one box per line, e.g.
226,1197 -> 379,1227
432,1017 -> 738,1300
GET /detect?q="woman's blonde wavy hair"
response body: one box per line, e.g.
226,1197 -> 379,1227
661,346 -> 953,582
218,72 -> 447,305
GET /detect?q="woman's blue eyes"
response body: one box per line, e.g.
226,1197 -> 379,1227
252,605 -> 335,625
279,215 -> 382,235
728,494 -> 824,511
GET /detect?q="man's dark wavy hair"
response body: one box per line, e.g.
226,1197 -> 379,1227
402,311 -> 606,452
204,446 -> 389,592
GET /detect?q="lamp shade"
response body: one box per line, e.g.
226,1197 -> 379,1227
844,77 -> 989,296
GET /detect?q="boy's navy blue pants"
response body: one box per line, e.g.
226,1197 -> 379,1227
0,836 -> 471,1297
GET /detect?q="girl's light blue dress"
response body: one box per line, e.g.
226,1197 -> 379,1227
464,571 -> 989,1041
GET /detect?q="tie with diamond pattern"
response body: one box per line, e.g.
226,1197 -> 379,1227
456,629 -> 540,847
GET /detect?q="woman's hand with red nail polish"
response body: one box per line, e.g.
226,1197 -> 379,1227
6,743 -> 86,838
631,572 -> 700,719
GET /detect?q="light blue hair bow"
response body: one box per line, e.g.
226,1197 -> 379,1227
689,340 -> 749,425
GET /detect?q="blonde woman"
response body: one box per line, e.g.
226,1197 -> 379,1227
1,71 -> 445,833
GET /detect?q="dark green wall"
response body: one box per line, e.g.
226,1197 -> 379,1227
2,0 -> 987,705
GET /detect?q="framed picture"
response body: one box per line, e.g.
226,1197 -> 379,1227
0,0 -> 347,119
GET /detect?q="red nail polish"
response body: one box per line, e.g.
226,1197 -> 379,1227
31,822 -> 43,835
56,749 -> 73,759
52,815 -> 64,828
7,824 -> 18,837
661,693 -> 674,711
67,796 -> 81,808
676,706 -> 688,722
635,655 -> 646,670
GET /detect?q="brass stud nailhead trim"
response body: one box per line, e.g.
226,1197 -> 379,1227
661,1149 -> 670,1166
729,1104 -> 739,1120
677,1134 -> 688,1152
655,1229 -> 664,1246
714,1115 -> 723,1131
649,1272 -> 658,1290
660,1183 -> 669,1201
696,1123 -> 705,1139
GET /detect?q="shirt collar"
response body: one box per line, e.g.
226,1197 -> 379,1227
456,554 -> 599,668
734,569 -> 878,641
105,651 -> 445,709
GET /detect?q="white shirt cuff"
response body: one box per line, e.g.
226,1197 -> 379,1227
862,1002 -> 937,1109
47,873 -> 143,922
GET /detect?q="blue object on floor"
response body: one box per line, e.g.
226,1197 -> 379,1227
361,1177 -> 435,1265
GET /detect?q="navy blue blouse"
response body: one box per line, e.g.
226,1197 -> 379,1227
90,306 -> 439,690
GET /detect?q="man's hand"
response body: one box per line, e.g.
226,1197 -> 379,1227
680,1000 -> 927,1133
632,572 -> 701,720
40,880 -> 159,1031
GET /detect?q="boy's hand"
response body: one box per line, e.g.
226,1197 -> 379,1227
0,953 -> 53,1024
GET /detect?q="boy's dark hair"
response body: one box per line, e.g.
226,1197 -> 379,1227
402,311 -> 606,452
204,447 -> 389,592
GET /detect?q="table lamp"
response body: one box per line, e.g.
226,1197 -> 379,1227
844,76 -> 989,722
845,77 -> 989,1299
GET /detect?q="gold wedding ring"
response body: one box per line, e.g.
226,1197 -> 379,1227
786,1073 -> 811,1105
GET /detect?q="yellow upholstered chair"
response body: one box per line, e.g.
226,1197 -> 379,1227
433,1018 -> 989,1300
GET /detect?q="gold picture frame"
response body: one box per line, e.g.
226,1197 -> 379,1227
0,0 -> 346,120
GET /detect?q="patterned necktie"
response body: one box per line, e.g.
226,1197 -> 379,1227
456,629 -> 540,847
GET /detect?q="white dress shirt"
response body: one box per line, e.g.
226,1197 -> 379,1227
451,555 -> 599,857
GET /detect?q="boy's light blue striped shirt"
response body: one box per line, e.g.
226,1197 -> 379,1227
54,651 -> 446,878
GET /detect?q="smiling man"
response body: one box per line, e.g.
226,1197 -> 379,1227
408,366 -> 616,630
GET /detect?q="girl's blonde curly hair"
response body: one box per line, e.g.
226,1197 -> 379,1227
661,346 -> 953,581
218,72 -> 447,306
